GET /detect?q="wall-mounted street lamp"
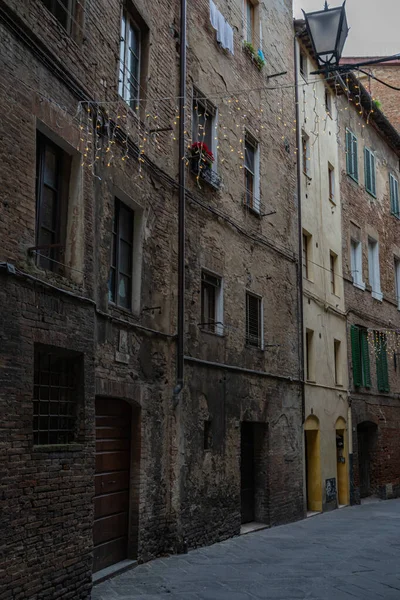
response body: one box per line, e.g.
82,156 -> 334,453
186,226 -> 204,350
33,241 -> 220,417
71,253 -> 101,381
303,2 -> 400,76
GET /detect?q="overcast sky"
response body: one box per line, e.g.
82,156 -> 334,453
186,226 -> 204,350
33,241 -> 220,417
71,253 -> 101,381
293,0 -> 400,57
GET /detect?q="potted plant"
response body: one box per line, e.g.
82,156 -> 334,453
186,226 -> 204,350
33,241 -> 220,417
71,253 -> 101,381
189,142 -> 215,173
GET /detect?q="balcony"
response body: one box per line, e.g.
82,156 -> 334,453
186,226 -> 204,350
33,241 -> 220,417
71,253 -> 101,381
190,157 -> 222,191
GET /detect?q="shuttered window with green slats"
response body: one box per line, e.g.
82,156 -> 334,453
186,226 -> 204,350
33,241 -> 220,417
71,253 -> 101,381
375,332 -> 390,393
390,173 -> 399,217
346,129 -> 358,182
364,147 -> 376,197
350,325 -> 371,388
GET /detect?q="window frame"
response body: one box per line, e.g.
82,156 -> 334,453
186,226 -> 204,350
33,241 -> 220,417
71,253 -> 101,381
41,0 -> 78,36
299,50 -> 307,81
374,332 -> 389,393
395,257 -> 400,310
328,163 -> 335,204
109,198 -> 135,310
350,325 -> 371,389
244,132 -> 260,214
346,128 -> 358,183
367,237 -> 382,301
390,173 -> 399,217
330,251 -> 338,295
119,10 -> 141,110
334,339 -> 342,386
364,147 -> 377,197
325,88 -> 332,116
200,270 -> 224,336
192,91 -> 218,170
302,131 -> 310,178
305,328 -> 315,382
245,291 -> 263,349
244,0 -> 256,45
350,238 -> 365,290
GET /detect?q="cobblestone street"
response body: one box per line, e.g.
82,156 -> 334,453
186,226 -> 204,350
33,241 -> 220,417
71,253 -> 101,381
92,499 -> 400,600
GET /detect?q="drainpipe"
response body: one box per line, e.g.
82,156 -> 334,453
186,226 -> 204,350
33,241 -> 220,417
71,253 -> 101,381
294,33 -> 306,424
173,0 -> 187,406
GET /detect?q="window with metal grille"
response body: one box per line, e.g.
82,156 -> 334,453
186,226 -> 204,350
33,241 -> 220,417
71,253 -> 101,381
36,133 -> 71,272
201,271 -> 222,334
244,133 -> 260,213
119,11 -> 141,109
390,173 -> 399,217
246,292 -> 262,348
364,147 -> 376,197
41,0 -> 82,38
346,129 -> 358,182
33,348 -> 82,445
109,199 -> 134,310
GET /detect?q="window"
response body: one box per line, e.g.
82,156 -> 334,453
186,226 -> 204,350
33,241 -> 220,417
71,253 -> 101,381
374,332 -> 389,393
305,329 -> 315,382
246,292 -> 263,348
302,132 -> 310,177
36,133 -> 71,272
201,271 -> 223,335
302,231 -> 313,281
350,239 -> 365,289
41,0 -> 80,37
244,133 -> 260,213
395,258 -> 400,310
300,50 -> 307,80
325,89 -> 332,115
346,129 -> 358,182
334,339 -> 342,386
368,238 -> 382,301
109,199 -> 134,310
328,164 -> 335,203
119,11 -> 141,109
33,347 -> 82,445
350,325 -> 371,389
390,173 -> 399,217
204,420 -> 212,450
364,147 -> 376,197
330,251 -> 337,295
244,0 -> 257,45
192,92 -> 217,162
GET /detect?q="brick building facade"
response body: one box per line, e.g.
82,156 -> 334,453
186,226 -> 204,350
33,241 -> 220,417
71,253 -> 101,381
0,0 -> 303,598
338,74 -> 400,504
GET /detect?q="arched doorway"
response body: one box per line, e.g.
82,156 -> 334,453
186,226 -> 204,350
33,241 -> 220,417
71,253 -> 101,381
335,417 -> 349,506
357,421 -> 378,498
304,415 -> 322,512
93,397 -> 139,573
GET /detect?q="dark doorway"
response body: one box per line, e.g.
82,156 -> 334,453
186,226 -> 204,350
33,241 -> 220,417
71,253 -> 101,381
357,421 -> 378,498
93,398 -> 132,573
241,422 -> 255,524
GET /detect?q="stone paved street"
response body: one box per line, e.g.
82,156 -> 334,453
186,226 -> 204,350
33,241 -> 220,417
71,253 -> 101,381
92,499 -> 400,600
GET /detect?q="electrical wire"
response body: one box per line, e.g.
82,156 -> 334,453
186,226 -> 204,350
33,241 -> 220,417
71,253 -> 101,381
356,68 -> 400,92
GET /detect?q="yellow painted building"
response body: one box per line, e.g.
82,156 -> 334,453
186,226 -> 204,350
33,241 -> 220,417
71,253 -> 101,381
296,33 -> 350,513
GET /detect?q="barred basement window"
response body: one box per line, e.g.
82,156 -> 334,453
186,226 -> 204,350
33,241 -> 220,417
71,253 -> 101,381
246,292 -> 263,348
33,348 -> 82,445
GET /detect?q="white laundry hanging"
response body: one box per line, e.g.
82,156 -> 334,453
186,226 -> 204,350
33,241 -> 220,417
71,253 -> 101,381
209,0 -> 234,55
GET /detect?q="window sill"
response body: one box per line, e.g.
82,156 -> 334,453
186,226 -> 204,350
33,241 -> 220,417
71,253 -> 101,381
245,344 -> 264,352
200,328 -> 224,338
371,290 -> 383,302
390,212 -> 400,219
353,281 -> 366,291
243,202 -> 261,218
347,173 -> 359,185
33,443 -> 84,453
366,189 -> 377,199
108,302 -> 137,318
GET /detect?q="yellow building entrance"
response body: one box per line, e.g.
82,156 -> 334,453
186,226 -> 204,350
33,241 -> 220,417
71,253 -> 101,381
335,417 -> 349,506
304,416 -> 322,512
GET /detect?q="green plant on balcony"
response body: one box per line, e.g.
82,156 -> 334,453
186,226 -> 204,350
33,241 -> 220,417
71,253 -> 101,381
243,41 -> 265,71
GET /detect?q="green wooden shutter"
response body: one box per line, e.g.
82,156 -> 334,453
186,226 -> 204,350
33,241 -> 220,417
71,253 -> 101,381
371,152 -> 376,196
364,148 -> 371,192
394,177 -> 399,216
361,329 -> 371,388
376,334 -> 389,392
346,130 -> 352,175
352,135 -> 358,181
351,325 -> 361,387
390,174 -> 395,213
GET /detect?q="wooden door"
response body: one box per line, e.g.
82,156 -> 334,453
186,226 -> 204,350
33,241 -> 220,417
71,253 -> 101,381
93,398 -> 132,573
241,422 -> 255,524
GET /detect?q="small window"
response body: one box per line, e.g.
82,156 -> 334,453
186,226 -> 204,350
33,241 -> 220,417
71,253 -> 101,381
364,147 -> 376,197
334,339 -> 342,386
244,0 -> 258,45
302,132 -> 310,177
395,258 -> 400,310
244,133 -> 260,213
325,89 -> 332,115
119,10 -> 142,109
192,92 -> 217,166
201,271 -> 223,335
350,239 -> 364,289
368,238 -> 382,301
346,129 -> 358,182
302,231 -> 313,281
41,0 -> 82,38
33,347 -> 82,445
328,164 -> 335,203
374,332 -> 389,393
109,199 -> 134,310
246,292 -> 263,349
350,325 -> 371,389
330,251 -> 337,295
300,50 -> 307,80
305,329 -> 315,382
390,173 -> 399,217
36,133 -> 71,272
203,420 -> 212,450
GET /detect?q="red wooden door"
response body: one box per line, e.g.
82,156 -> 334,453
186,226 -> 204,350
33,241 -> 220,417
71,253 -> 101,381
93,398 -> 132,573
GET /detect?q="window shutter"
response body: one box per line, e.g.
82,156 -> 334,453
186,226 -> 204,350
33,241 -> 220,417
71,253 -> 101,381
351,325 -> 361,387
352,135 -> 358,180
346,130 -> 352,175
371,153 -> 376,195
361,329 -> 371,388
364,148 -> 371,192
376,334 -> 389,392
392,176 -> 400,216
390,174 -> 395,213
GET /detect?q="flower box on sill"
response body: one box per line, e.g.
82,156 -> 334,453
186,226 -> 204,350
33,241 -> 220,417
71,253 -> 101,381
189,156 -> 222,191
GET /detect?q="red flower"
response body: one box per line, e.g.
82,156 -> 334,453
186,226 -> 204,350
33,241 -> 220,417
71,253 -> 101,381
190,142 -> 215,162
